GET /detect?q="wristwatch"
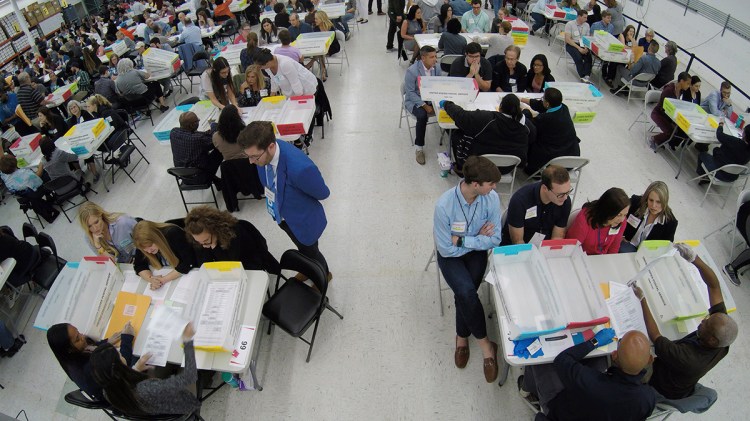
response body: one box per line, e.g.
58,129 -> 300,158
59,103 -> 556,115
457,237 -> 463,247
590,337 -> 599,347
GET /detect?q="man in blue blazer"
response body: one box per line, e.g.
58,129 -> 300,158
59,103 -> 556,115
238,121 -> 332,278
404,45 -> 441,165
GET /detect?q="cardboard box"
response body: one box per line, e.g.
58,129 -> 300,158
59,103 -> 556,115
46,81 -> 78,104
662,98 -> 706,120
61,118 -> 112,155
142,47 -> 181,78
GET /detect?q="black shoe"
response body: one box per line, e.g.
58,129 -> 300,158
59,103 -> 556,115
303,134 -> 313,146
159,105 -> 170,112
164,89 -> 173,98
698,179 -> 709,186
724,264 -> 741,286
44,210 -> 60,223
401,50 -> 408,61
212,176 -> 223,191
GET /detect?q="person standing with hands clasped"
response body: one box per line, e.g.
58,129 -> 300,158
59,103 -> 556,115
434,156 -> 502,382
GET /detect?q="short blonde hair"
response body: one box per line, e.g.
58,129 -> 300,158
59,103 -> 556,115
245,65 -> 266,91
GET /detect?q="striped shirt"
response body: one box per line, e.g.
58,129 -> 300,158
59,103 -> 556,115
17,85 -> 44,119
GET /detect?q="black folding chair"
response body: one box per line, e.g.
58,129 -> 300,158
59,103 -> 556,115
167,167 -> 219,213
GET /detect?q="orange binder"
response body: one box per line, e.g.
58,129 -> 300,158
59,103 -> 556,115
104,291 -> 151,339
631,46 -> 644,64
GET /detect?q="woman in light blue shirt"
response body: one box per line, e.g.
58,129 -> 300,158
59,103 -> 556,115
78,201 -> 138,263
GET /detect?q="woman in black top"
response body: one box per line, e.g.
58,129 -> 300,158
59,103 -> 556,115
38,107 -> 70,141
620,181 -> 678,253
237,65 -> 268,108
681,75 -> 702,105
132,220 -> 197,290
65,100 -> 95,128
525,54 -> 555,93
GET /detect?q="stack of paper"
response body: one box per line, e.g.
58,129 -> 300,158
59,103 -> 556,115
61,118 -> 112,155
142,47 -> 181,78
10,133 -> 42,168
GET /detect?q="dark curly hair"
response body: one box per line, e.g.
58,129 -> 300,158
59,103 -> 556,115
184,206 -> 238,249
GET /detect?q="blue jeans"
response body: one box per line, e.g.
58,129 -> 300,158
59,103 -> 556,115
697,152 -> 738,182
566,44 -> 592,78
0,323 -> 13,349
437,250 -> 488,339
411,104 -> 429,147
493,0 -> 502,14
531,12 -> 547,33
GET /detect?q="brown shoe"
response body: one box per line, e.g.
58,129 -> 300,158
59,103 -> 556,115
483,342 -> 499,382
455,338 -> 469,369
327,272 -> 333,282
293,273 -> 309,282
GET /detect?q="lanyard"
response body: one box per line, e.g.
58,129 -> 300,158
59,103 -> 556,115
596,227 -> 608,253
455,185 -> 479,230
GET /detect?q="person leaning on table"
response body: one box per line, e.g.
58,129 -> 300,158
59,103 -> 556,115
200,56 -> 239,110
695,122 -> 750,184
501,165 -> 572,245
648,71 -> 692,150
633,243 -> 738,400
566,187 -> 630,255
132,220 -> 197,290
619,181 -> 678,253
701,80 -> 734,118
433,155 -> 501,383
78,201 -> 138,263
253,48 -> 318,97
448,42 -> 492,92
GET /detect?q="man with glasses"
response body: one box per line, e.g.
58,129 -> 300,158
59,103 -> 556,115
237,121 -> 333,281
501,165 -> 572,245
701,80 -> 734,118
460,0 -> 490,33
448,42 -> 492,92
233,22 -> 254,44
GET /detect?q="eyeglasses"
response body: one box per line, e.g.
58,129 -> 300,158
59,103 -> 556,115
553,188 -> 574,199
248,148 -> 268,162
198,233 -> 213,247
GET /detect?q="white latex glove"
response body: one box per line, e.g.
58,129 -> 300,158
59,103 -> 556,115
674,243 -> 696,263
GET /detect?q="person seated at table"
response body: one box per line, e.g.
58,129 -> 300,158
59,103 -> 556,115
288,0 -> 306,14
254,49 -> 318,97
200,57 -> 238,110
434,155 -> 501,382
239,32 -> 262,72
486,20 -> 512,59
17,72 -> 50,128
566,187 -> 630,255
115,30 -> 137,51
695,122 -> 750,183
530,0 -> 555,36
107,54 -> 120,79
634,243 -> 738,400
212,105 -> 249,160
638,27 -> 655,48
0,88 -> 36,136
94,65 -> 119,105
115,58 -> 170,112
38,107 -> 69,141
525,54 -> 554,94
0,155 -> 58,222
90,323 -> 200,416
521,88 -> 580,175
0,226 -> 42,294
701,81 -> 734,118
520,329 -> 656,420
449,42 -> 491,92
308,11 -> 340,81
648,71 -> 692,150
234,22 -> 253,45
603,24 -> 635,86
177,18 -> 203,49
590,9 -> 614,34
197,9 -> 215,30
275,29 -> 304,64
185,206 -> 281,273
619,181 -> 677,253
40,136 -> 83,182
304,2 -> 317,25
442,93 -> 535,174
133,220 -> 197,289
618,24 -> 636,47
87,94 -> 127,131
273,3 -> 291,28
438,18 -> 467,57
401,5 -> 426,64
460,0 -> 490,33
66,100 -> 94,127
681,75 -> 702,105
238,65 -> 270,108
259,18 -> 280,45
501,165 -> 571,245
145,18 -> 171,42
565,10 -> 593,83
288,12 -> 313,41
651,40 -> 678,89
78,201 -> 138,262
491,45 -> 526,93
170,111 -> 222,185
404,46 -> 441,165
48,322 -> 147,401
430,3 -> 453,33
610,39 -> 660,94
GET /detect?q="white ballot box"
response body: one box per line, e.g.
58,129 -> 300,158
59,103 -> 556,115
142,47 -> 181,78
60,118 -> 112,155
9,133 -> 42,168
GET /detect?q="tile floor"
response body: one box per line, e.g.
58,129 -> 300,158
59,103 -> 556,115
0,11 -> 747,421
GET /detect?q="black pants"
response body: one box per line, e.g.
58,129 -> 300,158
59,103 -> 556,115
368,0 -> 382,13
145,81 -> 165,103
279,220 -> 329,274
387,18 -> 404,51
17,189 -> 57,223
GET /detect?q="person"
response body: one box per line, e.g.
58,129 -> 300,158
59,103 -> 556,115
237,120 -> 333,278
212,105 -> 248,161
259,18 -> 279,45
38,107 -> 69,141
288,0 -> 305,14
486,20 -> 512,59
238,65 -> 269,108
0,88 -> 35,136
170,111 -> 223,184
491,45 -> 526,93
449,0 -> 471,17
90,323 -> 200,416
288,12 -> 313,41
196,10 -> 215,29
618,24 -> 636,47
619,181 -> 678,252
386,0 -> 406,53
239,32 -> 261,72
234,22 -> 253,45
638,27 -> 655,49
254,49 -> 318,97
275,29 -> 303,63
449,42 -> 492,92
144,19 -> 171,43
178,18 -> 203,48
108,53 -> 120,79
431,4 -> 453,33
274,3 -> 291,28
566,187 -> 630,255
433,155 -> 501,383
701,81 -> 734,118
94,65 -> 118,104
132,220 -> 196,289
404,46 -> 441,165
442,93 -> 534,173
525,53 -> 555,93
200,56 -> 238,110
78,201 -> 138,263
413,0 -> 439,24
501,165 -> 572,245
521,88 -> 580,175
648,71 -> 692,149
438,18 -> 466,57
115,58 -> 170,112
530,0 -> 556,36
461,0 -> 490,33
401,5 -> 426,64
0,227 -> 42,294
0,321 -> 24,357
185,206 -> 280,273
605,0 -> 624,34
520,329 -> 656,420
651,40 -> 678,89
635,243 -> 738,399
47,322 -> 147,401
17,72 -> 50,127
586,0 -> 601,25
40,136 -> 82,182
564,10 -> 593,83
309,11 -> 340,81
87,94 -> 127,131
610,39 -> 660,93
590,10 -> 614,34
682,75 -> 702,104
66,99 -> 94,127
696,122 -> 750,183
0,154 -> 58,222
370,0 -> 384,15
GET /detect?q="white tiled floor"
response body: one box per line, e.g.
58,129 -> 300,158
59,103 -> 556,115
0,12 -> 747,420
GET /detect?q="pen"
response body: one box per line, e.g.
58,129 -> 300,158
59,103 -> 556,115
544,335 -> 567,341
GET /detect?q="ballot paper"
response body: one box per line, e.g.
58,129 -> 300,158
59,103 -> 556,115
193,282 -> 240,349
170,271 -> 199,304
606,288 -> 648,338
142,268 -> 173,301
625,247 -> 677,286
121,271 -> 141,293
141,331 -> 171,367
147,305 -> 190,340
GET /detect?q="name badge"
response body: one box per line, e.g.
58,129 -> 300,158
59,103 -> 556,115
609,226 -> 620,236
574,30 -> 580,37
627,214 -> 641,228
525,206 -> 537,220
451,221 -> 467,234
260,89 -> 268,97
264,187 -> 276,219
469,18 -> 475,25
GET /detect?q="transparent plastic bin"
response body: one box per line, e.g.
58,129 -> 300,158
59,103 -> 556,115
276,96 -> 315,136
544,81 -> 603,108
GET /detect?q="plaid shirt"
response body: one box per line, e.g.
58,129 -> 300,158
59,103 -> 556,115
169,127 -> 214,168
77,69 -> 92,91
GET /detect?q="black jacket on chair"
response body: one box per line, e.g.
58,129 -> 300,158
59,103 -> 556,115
623,195 -> 678,243
133,225 -> 197,275
220,158 -> 264,212
193,220 -> 281,274
524,103 -> 580,174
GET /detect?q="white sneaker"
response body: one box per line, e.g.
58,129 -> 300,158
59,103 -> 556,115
580,75 -> 591,84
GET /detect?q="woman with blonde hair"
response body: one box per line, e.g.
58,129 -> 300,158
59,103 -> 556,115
86,94 -> 127,131
620,181 -> 678,253
78,202 -> 138,263
307,10 -> 340,81
238,65 -> 268,108
132,220 -> 196,290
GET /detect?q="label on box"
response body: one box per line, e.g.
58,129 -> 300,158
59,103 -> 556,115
573,112 -> 597,124
229,325 -> 256,367
663,98 -> 676,118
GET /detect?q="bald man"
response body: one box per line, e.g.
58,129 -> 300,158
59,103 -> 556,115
521,328 -> 656,420
169,111 -> 222,186
635,243 -> 738,399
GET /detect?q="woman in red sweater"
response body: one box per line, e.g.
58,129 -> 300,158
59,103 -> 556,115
566,187 -> 630,255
